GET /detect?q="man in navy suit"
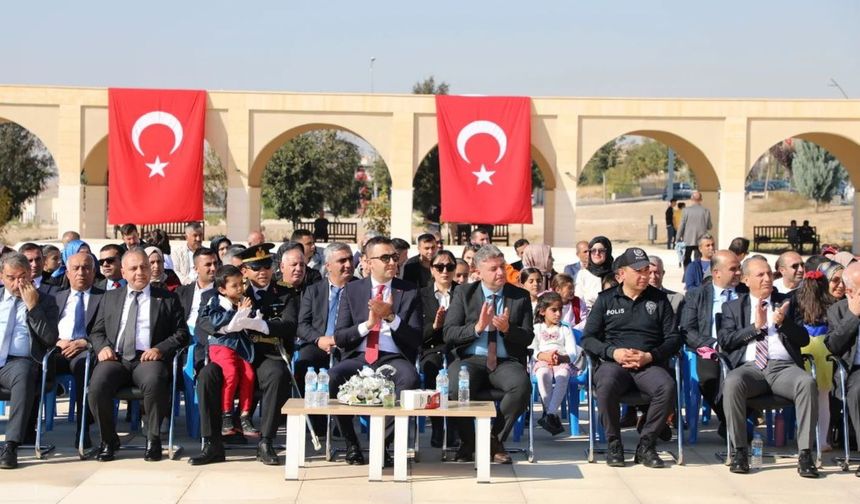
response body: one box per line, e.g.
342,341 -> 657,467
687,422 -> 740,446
330,236 -> 423,466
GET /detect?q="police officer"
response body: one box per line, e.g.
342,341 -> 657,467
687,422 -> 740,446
190,243 -> 296,466
582,247 -> 682,469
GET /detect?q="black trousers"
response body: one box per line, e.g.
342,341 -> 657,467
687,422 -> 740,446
419,350 -> 446,434
683,245 -> 701,268
197,354 -> 291,441
54,351 -> 93,439
0,357 -> 38,444
695,355 -> 725,424
447,355 -> 530,447
594,362 -> 675,444
328,352 -> 420,446
88,358 -> 169,443
843,366 -> 860,449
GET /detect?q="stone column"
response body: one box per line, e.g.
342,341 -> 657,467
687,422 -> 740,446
717,116 -> 749,248
82,185 -> 107,238
223,106 -> 257,240
387,112 -> 415,241
56,104 -> 84,238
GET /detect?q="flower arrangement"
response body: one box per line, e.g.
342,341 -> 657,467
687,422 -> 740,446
336,365 -> 397,406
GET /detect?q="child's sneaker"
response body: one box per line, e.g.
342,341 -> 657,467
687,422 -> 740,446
240,413 -> 259,434
221,413 -> 238,436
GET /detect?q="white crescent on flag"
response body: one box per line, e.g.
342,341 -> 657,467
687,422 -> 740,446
131,111 -> 184,157
456,120 -> 507,164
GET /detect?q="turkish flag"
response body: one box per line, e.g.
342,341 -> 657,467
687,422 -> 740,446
108,88 -> 206,225
436,95 -> 532,224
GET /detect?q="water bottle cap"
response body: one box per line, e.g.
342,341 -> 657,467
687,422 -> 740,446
460,365 -> 467,369
753,432 -> 762,439
308,367 -> 315,372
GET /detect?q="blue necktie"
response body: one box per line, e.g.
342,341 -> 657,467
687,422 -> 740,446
0,297 -> 20,367
325,286 -> 342,336
72,291 -> 86,340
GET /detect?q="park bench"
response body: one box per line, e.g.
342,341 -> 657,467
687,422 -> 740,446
453,224 -> 511,246
752,224 -> 819,254
296,221 -> 357,243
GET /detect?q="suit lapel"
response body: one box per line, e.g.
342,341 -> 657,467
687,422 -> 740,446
86,291 -> 102,327
150,289 -> 161,339
391,281 -> 403,314
55,290 -> 70,316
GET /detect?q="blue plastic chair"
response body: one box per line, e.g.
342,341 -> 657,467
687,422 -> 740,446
182,342 -> 200,439
44,373 -> 77,432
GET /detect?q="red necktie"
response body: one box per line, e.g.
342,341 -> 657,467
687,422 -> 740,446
365,284 -> 385,364
113,281 -> 121,289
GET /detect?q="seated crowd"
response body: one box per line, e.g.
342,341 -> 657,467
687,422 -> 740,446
0,221 -> 859,482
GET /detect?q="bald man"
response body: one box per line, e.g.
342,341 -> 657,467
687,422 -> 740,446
247,230 -> 266,247
825,262 -> 860,477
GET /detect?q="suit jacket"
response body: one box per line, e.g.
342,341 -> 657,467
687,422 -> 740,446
89,285 -> 189,358
54,286 -> 105,340
94,277 -> 127,291
443,281 -> 534,364
717,291 -> 808,369
0,286 -> 59,363
563,262 -> 582,282
334,276 -> 423,362
172,246 -> 195,286
175,282 -> 204,321
677,203 -> 712,245
824,298 -> 860,367
683,259 -> 710,290
419,283 -> 458,354
403,261 -> 432,289
681,285 -> 718,349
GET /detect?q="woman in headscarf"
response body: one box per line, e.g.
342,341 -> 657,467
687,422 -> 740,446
521,244 -> 556,292
210,236 -> 233,264
575,236 -> 614,308
145,246 -> 181,292
50,239 -> 94,289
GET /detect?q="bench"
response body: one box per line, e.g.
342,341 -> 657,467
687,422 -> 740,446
113,222 -> 204,241
282,398 -> 496,483
296,221 -> 357,243
452,224 -> 511,246
753,225 -> 819,254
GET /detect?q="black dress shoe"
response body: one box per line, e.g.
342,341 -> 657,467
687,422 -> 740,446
634,439 -> 665,468
345,443 -> 366,465
606,439 -> 625,467
188,440 -> 226,466
257,440 -> 280,465
454,443 -> 474,462
797,449 -> 819,478
144,439 -> 162,462
490,436 -> 512,464
0,443 -> 18,469
96,440 -> 121,462
729,448 -> 750,474
430,428 -> 444,448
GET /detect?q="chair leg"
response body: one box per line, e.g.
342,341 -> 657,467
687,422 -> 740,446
587,366 -> 595,463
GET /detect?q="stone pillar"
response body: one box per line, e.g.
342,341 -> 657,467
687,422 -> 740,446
223,106 -> 257,240
390,188 -> 414,240
387,112 -> 415,241
227,186 -> 260,240
82,185 -> 107,238
717,116 -> 749,249
718,183 -> 746,248
55,104 -> 84,238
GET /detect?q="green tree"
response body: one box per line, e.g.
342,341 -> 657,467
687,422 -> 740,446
261,130 -> 363,222
791,140 -> 846,211
579,140 -> 619,185
412,75 -> 450,95
0,123 -> 56,227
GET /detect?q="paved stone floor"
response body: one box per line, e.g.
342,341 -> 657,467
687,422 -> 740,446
2,396 -> 859,504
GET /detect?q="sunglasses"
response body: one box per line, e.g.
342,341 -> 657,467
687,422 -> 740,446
369,254 -> 399,264
432,263 -> 456,272
590,248 -> 607,255
98,257 -> 118,266
246,261 -> 273,271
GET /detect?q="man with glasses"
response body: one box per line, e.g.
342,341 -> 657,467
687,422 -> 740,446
582,247 -> 682,468
404,233 -> 439,288
773,251 -> 804,294
329,236 -> 423,466
190,243 -> 295,466
95,244 -> 126,291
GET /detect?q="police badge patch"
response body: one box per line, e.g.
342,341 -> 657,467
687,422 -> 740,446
645,301 -> 657,315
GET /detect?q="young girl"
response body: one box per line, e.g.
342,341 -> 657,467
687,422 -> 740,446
520,267 -> 543,314
198,265 -> 261,436
551,273 -> 588,332
530,292 -> 583,436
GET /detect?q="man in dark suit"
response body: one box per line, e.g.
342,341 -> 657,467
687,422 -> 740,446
274,241 -> 318,393
191,243 -> 295,466
582,247 -> 681,469
403,233 -> 439,288
52,252 -> 105,449
175,248 -> 217,369
330,236 -> 423,466
825,261 -> 860,477
680,250 -> 742,437
87,248 -> 189,462
95,244 -> 126,292
444,244 -> 533,464
0,253 -> 59,469
718,256 -> 817,477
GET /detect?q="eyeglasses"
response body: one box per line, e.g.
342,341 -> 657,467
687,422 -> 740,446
369,254 -> 399,264
246,261 -> 273,271
98,257 -> 118,266
432,263 -> 456,272
590,248 -> 607,255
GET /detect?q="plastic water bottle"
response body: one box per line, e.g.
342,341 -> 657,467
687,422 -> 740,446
751,432 -> 763,470
458,365 -> 470,406
317,368 -> 330,407
305,367 -> 318,407
436,369 -> 449,409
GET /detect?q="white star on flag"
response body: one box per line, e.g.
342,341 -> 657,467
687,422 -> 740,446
472,164 -> 495,185
146,156 -> 168,177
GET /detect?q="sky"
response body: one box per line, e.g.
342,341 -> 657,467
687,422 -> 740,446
2,1 -> 858,99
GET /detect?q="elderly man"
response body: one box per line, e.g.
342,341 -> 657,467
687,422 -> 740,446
680,250 -> 743,438
404,233 -> 439,288
87,248 -> 189,462
772,251 -> 804,294
52,252 -> 105,449
718,256 -> 817,477
275,241 -> 318,392
444,244 -> 533,464
648,256 -> 684,315
563,241 -> 590,283
683,234 -> 716,290
247,230 -> 266,247
825,262 -> 860,476
172,222 -> 204,285
0,253 -> 59,469
582,247 -> 682,468
61,230 -> 81,246
95,244 -> 126,291
678,191 -> 713,267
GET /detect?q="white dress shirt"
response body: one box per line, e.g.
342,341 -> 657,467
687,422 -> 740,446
744,295 -> 791,363
116,285 -> 152,352
187,282 -> 213,330
433,283 -> 451,310
357,279 -> 402,354
58,288 -> 91,341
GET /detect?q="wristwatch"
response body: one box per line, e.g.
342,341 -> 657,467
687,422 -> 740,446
384,313 -> 396,323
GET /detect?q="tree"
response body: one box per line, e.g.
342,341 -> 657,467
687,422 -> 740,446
0,123 -> 56,227
579,140 -> 619,185
203,144 -> 226,211
792,140 -> 846,211
412,75 -> 450,95
261,130 -> 363,222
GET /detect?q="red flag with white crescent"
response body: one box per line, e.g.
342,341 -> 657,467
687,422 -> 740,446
108,88 -> 206,225
436,95 -> 532,224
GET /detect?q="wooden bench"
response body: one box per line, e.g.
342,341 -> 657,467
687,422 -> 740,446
296,221 -> 357,243
452,224 -> 511,246
753,225 -> 819,254
282,398 -> 496,483
113,221 -> 204,241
